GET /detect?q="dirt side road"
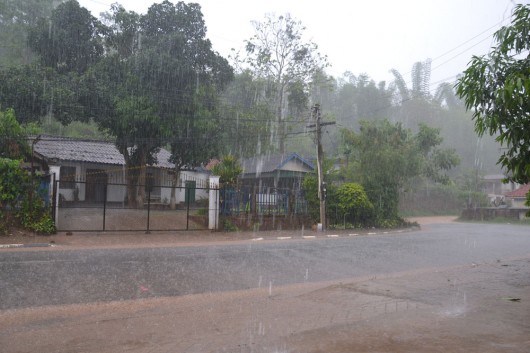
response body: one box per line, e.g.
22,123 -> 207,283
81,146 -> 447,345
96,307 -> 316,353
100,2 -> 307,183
1,253 -> 528,353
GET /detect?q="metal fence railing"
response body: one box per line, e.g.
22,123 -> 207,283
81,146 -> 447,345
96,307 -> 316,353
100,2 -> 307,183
53,180 -> 214,232
219,187 -> 308,216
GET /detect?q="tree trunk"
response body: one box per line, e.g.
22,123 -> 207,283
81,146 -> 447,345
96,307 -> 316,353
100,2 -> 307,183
122,150 -> 137,208
170,169 -> 181,210
137,150 -> 147,208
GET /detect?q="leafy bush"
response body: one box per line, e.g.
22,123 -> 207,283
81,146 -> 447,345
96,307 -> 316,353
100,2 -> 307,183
0,109 -> 30,159
211,155 -> 242,187
0,158 -> 56,235
336,183 -> 374,226
220,217 -> 238,232
303,176 -> 377,228
31,214 -> 56,234
0,158 -> 29,208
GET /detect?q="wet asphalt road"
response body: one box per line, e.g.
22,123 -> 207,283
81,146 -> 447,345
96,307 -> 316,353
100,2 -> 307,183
1,222 -> 529,310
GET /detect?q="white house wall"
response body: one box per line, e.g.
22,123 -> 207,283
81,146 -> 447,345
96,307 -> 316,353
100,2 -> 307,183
56,162 -> 209,204
159,170 -> 210,204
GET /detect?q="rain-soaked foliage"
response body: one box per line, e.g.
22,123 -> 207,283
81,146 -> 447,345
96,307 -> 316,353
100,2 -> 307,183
457,4 -> 530,186
0,0 -> 513,220
341,120 -> 459,224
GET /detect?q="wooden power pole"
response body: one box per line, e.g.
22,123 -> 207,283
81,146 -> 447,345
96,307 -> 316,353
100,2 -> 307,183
308,104 -> 334,231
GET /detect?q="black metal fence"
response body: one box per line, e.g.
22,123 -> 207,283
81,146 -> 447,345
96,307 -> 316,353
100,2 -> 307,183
53,180 -> 214,232
219,187 -> 308,216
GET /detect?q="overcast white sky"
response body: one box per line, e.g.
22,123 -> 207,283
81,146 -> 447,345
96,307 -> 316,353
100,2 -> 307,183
78,0 -> 525,89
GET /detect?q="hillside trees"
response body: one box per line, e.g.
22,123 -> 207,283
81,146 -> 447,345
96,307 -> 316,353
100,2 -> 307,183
334,73 -> 394,130
219,70 -> 276,157
390,59 -> 438,129
0,0 -> 60,67
0,0 -> 102,125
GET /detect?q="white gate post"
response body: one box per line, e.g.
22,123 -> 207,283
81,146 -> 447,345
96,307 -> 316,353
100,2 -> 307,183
208,176 -> 220,230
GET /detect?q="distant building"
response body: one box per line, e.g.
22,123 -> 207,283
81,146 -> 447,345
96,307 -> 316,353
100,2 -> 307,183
482,174 -> 519,204
239,152 -> 314,190
505,184 -> 530,208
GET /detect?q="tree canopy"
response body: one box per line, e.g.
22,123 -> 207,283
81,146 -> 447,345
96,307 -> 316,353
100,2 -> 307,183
241,13 -> 328,153
456,4 -> 530,184
27,0 -> 104,74
341,120 -> 459,222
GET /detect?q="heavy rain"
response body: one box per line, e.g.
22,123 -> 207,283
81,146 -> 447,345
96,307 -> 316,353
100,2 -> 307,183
0,1 -> 529,352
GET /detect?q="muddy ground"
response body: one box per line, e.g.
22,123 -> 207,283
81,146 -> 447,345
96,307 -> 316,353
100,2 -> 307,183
1,255 -> 528,353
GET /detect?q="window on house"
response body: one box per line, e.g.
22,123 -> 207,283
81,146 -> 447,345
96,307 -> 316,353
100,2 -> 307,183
60,166 -> 76,189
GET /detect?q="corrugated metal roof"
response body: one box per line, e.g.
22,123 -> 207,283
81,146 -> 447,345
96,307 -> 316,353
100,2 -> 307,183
505,184 -> 530,198
241,153 -> 314,176
33,136 -> 174,169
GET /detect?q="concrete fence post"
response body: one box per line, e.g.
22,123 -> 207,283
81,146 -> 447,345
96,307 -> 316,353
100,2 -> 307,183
209,176 -> 220,230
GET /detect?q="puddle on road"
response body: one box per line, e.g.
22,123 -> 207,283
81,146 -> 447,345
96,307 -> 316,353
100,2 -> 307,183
438,289 -> 468,317
439,305 -> 467,317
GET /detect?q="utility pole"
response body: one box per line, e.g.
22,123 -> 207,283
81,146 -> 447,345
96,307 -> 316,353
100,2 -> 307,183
308,104 -> 334,231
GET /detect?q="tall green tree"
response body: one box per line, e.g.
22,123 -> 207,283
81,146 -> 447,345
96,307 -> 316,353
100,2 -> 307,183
88,1 -> 233,208
27,0 -> 104,74
341,120 -> 459,223
100,3 -> 141,59
456,4 -> 530,186
137,1 -> 233,208
242,13 -> 328,153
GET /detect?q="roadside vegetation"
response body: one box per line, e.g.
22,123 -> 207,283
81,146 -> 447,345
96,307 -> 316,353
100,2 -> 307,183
0,1 -> 529,233
0,109 -> 56,235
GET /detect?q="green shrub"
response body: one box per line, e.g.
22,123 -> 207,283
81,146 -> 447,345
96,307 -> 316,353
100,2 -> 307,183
1,158 -> 56,235
31,214 -> 56,235
336,183 -> 374,225
220,217 -> 238,232
0,158 -> 29,208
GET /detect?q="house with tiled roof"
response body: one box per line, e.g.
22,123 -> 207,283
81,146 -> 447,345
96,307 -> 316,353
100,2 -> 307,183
239,152 -> 314,190
32,136 -> 209,205
482,174 -> 518,196
505,184 -> 530,208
